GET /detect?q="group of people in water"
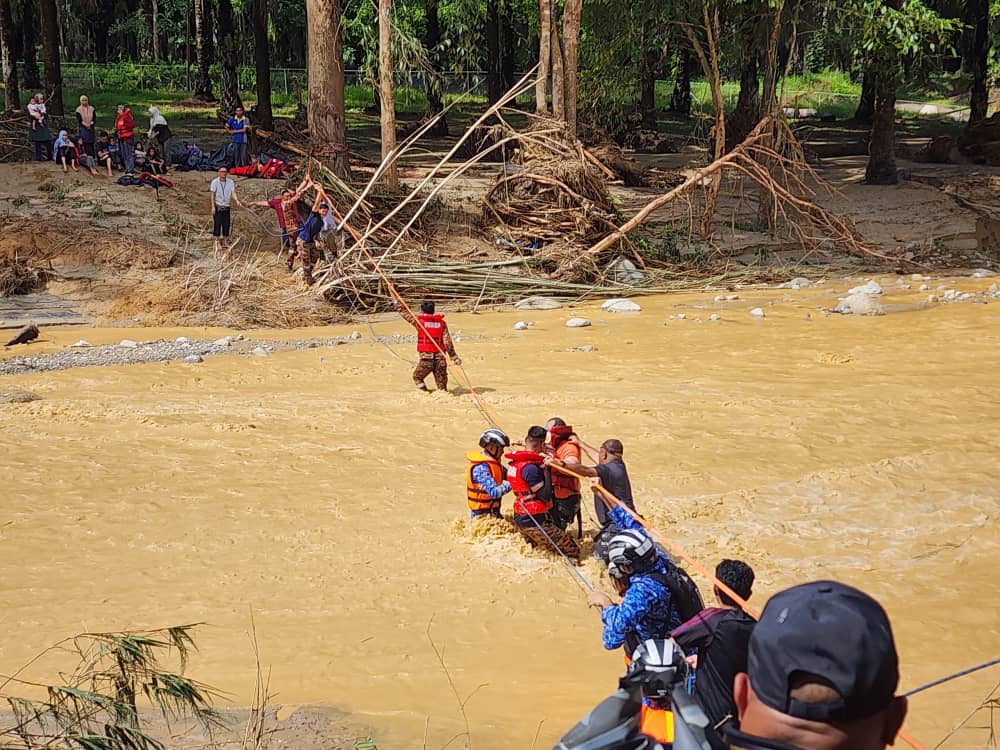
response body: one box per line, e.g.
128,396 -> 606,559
464,422 -> 909,750
393,297 -> 909,750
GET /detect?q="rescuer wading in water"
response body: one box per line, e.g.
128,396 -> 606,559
397,300 -> 462,391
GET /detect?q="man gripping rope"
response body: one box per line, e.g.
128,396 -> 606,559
508,426 -> 581,561
466,428 -> 512,519
398,300 -> 462,392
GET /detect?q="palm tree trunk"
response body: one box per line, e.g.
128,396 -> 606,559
561,0 -> 581,134
252,0 -> 273,129
306,0 -> 350,179
378,0 -> 398,189
20,0 -> 40,88
218,0 -> 243,112
423,0 -> 447,134
535,0 -> 550,113
854,66 -> 876,123
192,0 -> 215,100
0,0 -> 21,111
967,0 -> 989,125
485,0 -> 501,103
865,62 -> 898,185
550,15 -> 564,121
669,47 -> 692,117
38,0 -> 61,114
638,28 -> 657,130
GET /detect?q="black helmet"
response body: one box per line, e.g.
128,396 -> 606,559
479,428 -> 510,450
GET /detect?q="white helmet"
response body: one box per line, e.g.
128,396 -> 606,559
479,428 -> 510,450
607,529 -> 657,573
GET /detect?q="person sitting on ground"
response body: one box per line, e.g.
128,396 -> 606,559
53,130 -> 79,173
466,428 -> 512,519
95,131 -> 116,176
548,438 -> 637,561
76,136 -> 99,176
585,515 -> 682,658
144,145 -> 167,175
295,195 -> 331,286
397,299 -> 462,392
508,426 -> 581,561
728,580 -> 908,750
671,559 -> 757,750
544,417 -> 583,536
248,180 -> 310,267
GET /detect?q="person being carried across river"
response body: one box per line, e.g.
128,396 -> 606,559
397,299 -> 462,392
547,437 -> 636,561
508,426 -> 581,561
544,417 -> 584,537
466,428 -> 512,519
671,558 -> 757,750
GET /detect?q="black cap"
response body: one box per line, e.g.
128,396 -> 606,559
748,580 -> 899,724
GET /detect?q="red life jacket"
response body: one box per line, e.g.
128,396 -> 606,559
506,450 -> 551,516
115,111 -> 134,140
416,313 -> 445,353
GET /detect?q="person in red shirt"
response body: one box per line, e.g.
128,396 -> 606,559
544,417 -> 584,536
249,179 -> 310,268
114,103 -> 136,173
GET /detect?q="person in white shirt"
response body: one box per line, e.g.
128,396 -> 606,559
209,167 -> 242,249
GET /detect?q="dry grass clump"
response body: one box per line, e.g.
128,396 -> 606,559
0,256 -> 50,296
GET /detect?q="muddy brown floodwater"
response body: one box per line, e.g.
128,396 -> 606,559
1,275 -> 999,750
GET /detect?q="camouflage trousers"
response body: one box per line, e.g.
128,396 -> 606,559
297,239 -> 320,285
517,518 -> 582,562
413,353 -> 448,391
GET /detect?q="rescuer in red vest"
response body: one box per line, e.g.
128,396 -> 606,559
398,299 -> 462,392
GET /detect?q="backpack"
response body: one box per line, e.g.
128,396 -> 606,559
169,142 -> 189,166
648,565 -> 705,623
116,175 -> 144,187
185,146 -> 203,171
206,145 -> 230,170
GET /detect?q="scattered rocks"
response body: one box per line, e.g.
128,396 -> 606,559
749,307 -> 766,318
183,355 -> 204,363
350,331 -> 362,340
176,337 -> 191,344
676,313 -> 687,320
709,314 -> 721,321
513,321 -> 530,330
847,281 -> 883,296
119,339 -> 138,348
251,347 -> 270,357
0,388 -> 40,404
567,345 -> 595,353
713,294 -> 739,302
927,294 -> 940,304
71,340 -> 92,348
601,298 -> 642,313
835,293 -> 885,316
943,289 -> 972,302
515,296 -> 562,310
213,337 -> 232,347
781,277 -> 812,290
605,256 -> 647,285
565,317 -> 592,328
919,284 -> 929,291
973,268 -> 997,278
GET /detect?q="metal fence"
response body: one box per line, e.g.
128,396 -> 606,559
59,62 -> 491,97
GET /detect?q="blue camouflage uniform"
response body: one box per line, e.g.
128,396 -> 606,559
599,506 -> 682,651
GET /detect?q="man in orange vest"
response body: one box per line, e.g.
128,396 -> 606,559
398,300 -> 462,391
544,417 -> 583,537
466,428 -> 512,519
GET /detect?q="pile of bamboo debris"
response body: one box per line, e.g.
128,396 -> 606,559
0,257 -> 49,296
0,113 -> 33,163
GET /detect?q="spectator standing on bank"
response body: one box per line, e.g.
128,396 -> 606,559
147,106 -> 172,156
225,106 -> 250,167
27,93 -> 52,161
75,95 -> 97,157
114,103 -> 136,173
209,166 -> 242,251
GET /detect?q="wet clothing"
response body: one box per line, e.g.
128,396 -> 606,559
594,458 -> 635,526
508,451 -> 581,560
672,606 -> 757,746
115,109 -> 136,172
517,518 -> 581,560
599,505 -> 683,654
467,452 -> 510,517
296,238 -> 321,284
399,306 -> 457,390
550,438 -> 582,532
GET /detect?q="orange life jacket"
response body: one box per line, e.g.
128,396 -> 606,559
549,430 -> 581,499
466,451 -> 504,513
640,704 -> 675,744
416,313 -> 445,353
506,450 -> 551,516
